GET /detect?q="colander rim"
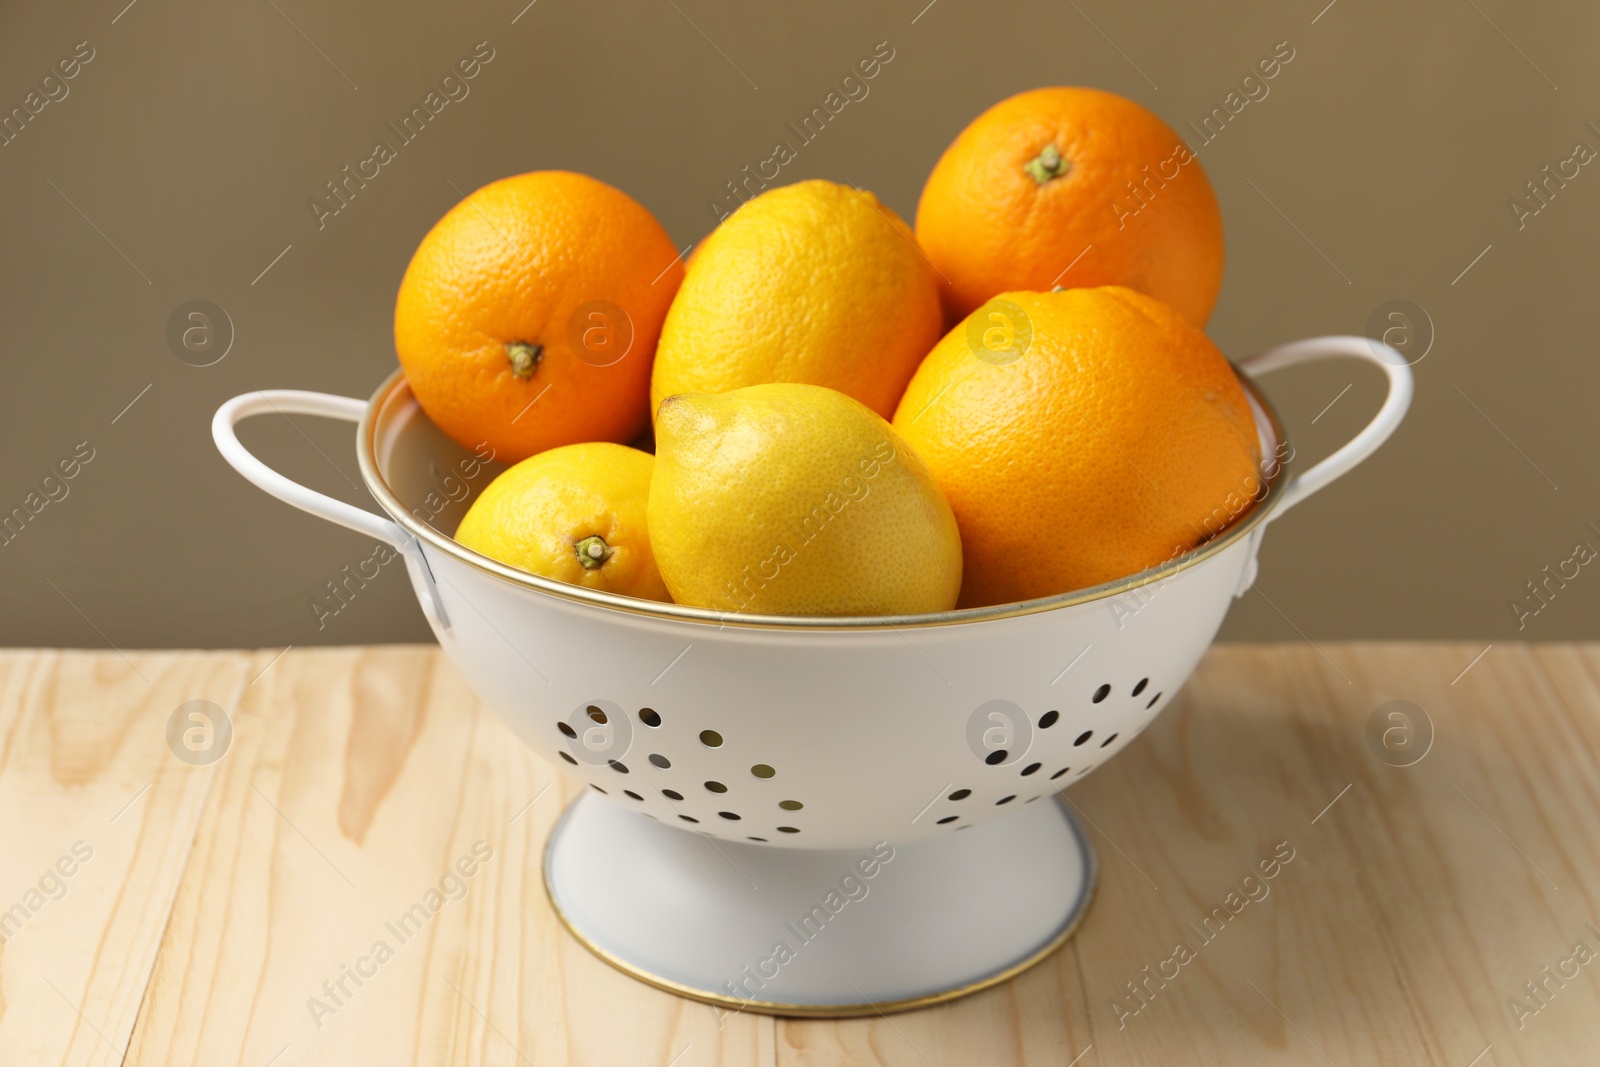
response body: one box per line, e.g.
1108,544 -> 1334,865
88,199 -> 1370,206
356,366 -> 1292,631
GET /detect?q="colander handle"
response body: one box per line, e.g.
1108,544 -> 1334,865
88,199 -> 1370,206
1238,335 -> 1413,522
211,390 -> 450,631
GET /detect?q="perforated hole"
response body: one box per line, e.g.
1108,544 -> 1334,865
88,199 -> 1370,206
777,826 -> 800,834
1074,731 -> 1093,746
700,730 -> 724,747
608,759 -> 629,774
591,785 -> 607,794
1021,762 -> 1042,776
1039,710 -> 1059,729
587,705 -> 608,723
623,790 -> 643,801
1147,692 -> 1163,709
985,749 -> 1008,765
662,788 -> 684,801
679,814 -> 699,823
996,795 -> 1016,805
748,836 -> 767,842
639,708 -> 662,727
1132,678 -> 1149,697
557,722 -> 576,738
751,764 -> 776,779
1050,767 -> 1070,780
705,781 -> 728,793
1100,733 -> 1119,747
559,752 -> 577,765
948,789 -> 971,801
779,800 -> 803,811
649,753 -> 671,769
937,815 -> 959,825
718,811 -> 741,820
1092,684 -> 1111,703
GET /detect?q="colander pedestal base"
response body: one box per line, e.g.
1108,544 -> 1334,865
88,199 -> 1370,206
543,792 -> 1096,1017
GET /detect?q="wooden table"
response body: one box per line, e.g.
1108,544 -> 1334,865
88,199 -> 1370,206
2,644 -> 1596,1066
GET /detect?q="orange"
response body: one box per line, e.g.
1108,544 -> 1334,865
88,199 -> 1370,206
651,179 -> 942,421
395,171 -> 684,463
892,287 -> 1261,608
916,87 -> 1224,326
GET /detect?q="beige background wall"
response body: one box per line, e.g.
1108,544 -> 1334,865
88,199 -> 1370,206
1,0 -> 1595,647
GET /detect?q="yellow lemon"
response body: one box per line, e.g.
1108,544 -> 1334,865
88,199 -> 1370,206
455,442 -> 671,601
651,179 -> 943,421
649,383 -> 962,616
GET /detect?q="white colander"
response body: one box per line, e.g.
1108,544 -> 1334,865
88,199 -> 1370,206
214,335 -> 1410,1016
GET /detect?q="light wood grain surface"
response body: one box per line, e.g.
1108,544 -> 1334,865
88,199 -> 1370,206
1,643 -> 1596,1066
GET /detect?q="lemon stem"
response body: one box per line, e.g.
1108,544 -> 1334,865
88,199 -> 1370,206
1024,144 -> 1069,185
574,535 -> 612,570
506,341 -> 543,380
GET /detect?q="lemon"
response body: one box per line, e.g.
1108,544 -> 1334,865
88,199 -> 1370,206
650,179 -> 944,421
649,384 -> 962,616
455,442 -> 671,602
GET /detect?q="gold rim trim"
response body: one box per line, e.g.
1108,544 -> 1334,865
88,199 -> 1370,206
356,366 -> 1291,632
538,794 -> 1098,1019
